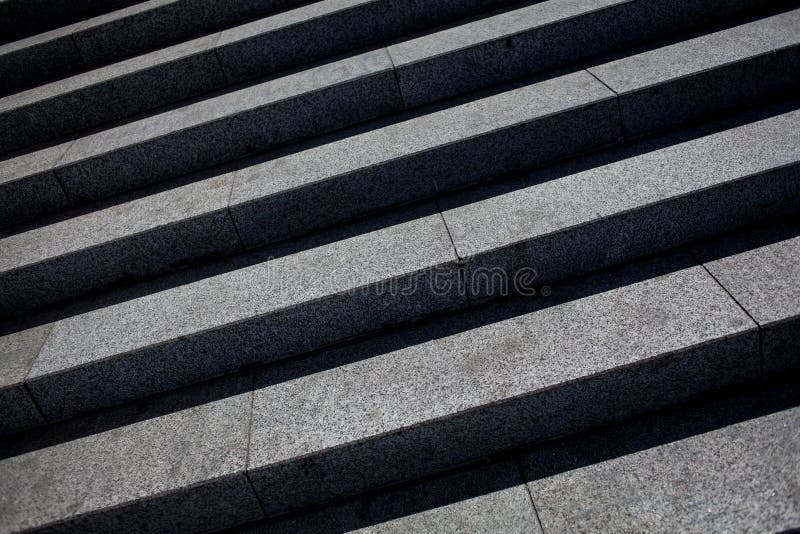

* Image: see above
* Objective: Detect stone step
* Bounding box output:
[0,0,307,94]
[1,107,798,432]
[0,0,520,152]
[1,101,798,319]
[0,251,765,530]
[692,218,800,378]
[2,8,797,232]
[0,48,402,229]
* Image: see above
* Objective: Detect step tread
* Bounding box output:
[442,109,800,260]
[0,374,262,532]
[524,394,800,532]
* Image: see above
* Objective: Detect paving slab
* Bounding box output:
[389,0,766,107]
[25,205,464,421]
[0,167,242,317]
[217,0,514,83]
[230,69,618,248]
[523,393,800,531]
[0,320,51,435]
[589,9,800,137]
[246,257,757,515]
[0,33,226,153]
[441,108,800,300]
[0,140,72,229]
[50,48,401,202]
[0,374,263,532]
[253,461,541,533]
[694,220,800,377]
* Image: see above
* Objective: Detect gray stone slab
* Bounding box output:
[589,9,800,137]
[217,0,513,83]
[53,49,402,202]
[441,108,800,300]
[0,141,72,229]
[25,204,464,421]
[71,0,305,68]
[230,69,618,248]
[0,320,51,434]
[0,374,263,532]
[523,399,800,531]
[694,222,800,377]
[389,0,764,107]
[246,257,758,515]
[0,33,226,153]
[255,461,541,533]
[0,23,83,95]
[0,167,241,317]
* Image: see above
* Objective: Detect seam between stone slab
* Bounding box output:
[435,205,472,308]
[210,31,233,85]
[690,250,766,381]
[247,327,759,474]
[384,45,409,110]
[244,373,269,518]
[459,162,800,260]
[516,459,547,534]
[49,62,397,175]
[16,321,57,423]
[26,260,466,382]
[587,42,800,95]
[391,1,628,67]
[230,93,618,210]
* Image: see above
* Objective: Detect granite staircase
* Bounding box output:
[1,0,799,531]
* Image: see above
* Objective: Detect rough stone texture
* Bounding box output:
[523,396,800,532]
[254,462,541,533]
[0,34,226,152]
[26,205,463,421]
[0,375,263,532]
[71,0,305,67]
[0,320,51,435]
[0,0,140,45]
[0,23,83,95]
[694,220,800,377]
[441,108,800,300]
[389,0,765,107]
[217,0,512,83]
[0,167,241,316]
[247,257,757,515]
[230,69,618,248]
[589,9,800,137]
[53,49,402,202]
[0,140,72,229]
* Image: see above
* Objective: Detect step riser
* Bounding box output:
[2,10,796,234]
[0,0,777,156]
[251,333,758,515]
[391,0,774,107]
[466,165,800,301]
[0,0,140,44]
[0,0,518,153]
[0,0,307,95]
[16,169,798,426]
